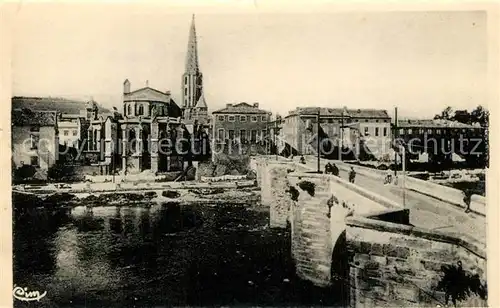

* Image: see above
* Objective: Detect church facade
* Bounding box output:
[84,15,210,175]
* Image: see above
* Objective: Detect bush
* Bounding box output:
[47,163,81,182]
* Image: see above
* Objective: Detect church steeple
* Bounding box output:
[182,14,204,115]
[185,14,199,75]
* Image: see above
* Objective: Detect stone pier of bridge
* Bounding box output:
[250,157,487,308]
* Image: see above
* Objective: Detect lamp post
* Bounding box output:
[399,144,406,208]
[317,108,321,173]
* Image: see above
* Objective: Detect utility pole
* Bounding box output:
[340,108,344,161]
[317,108,321,173]
[275,117,278,161]
[394,107,398,177]
[399,145,406,208]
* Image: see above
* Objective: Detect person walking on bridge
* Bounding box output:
[324,162,332,174]
[349,167,356,183]
[331,163,339,176]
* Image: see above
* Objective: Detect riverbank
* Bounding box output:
[13,185,262,212]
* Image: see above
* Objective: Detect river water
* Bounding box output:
[13,202,346,307]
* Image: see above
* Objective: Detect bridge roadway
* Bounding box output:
[298,156,486,247]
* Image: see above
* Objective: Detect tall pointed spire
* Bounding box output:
[185,14,199,74]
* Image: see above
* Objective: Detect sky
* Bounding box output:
[11,5,488,119]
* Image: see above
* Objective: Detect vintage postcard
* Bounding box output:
[1,2,498,307]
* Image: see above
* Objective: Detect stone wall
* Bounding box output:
[287,171,397,287]
[267,162,294,228]
[346,216,487,308]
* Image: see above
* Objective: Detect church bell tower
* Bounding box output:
[182,14,206,123]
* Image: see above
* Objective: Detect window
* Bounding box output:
[73,130,78,136]
[240,130,246,141]
[383,127,387,136]
[375,127,379,136]
[229,130,235,140]
[64,130,69,136]
[251,116,258,122]
[251,130,257,142]
[328,119,334,123]
[184,88,187,95]
[376,120,379,123]
[185,76,188,84]
[364,127,369,135]
[261,130,266,140]
[138,105,144,115]
[218,128,224,140]
[240,115,247,122]
[428,129,433,134]
[217,115,225,121]
[384,119,388,123]
[399,129,404,135]
[30,156,39,166]
[436,129,441,135]
[30,134,39,150]
[364,119,368,122]
[408,129,412,134]
[127,105,132,115]
[228,115,235,122]
[261,116,267,122]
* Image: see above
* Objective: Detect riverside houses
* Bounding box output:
[212,102,271,144]
[280,107,391,159]
[12,108,58,172]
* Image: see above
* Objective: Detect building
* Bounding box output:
[395,119,486,167]
[117,80,185,174]
[181,15,209,128]
[212,102,271,144]
[280,107,391,159]
[12,108,58,171]
[11,96,110,151]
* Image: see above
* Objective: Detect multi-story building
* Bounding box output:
[117,79,185,174]
[280,107,391,159]
[395,119,486,167]
[212,102,271,144]
[12,108,58,171]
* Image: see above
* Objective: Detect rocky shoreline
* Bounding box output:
[13,185,262,211]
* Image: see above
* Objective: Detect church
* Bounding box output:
[86,15,211,175]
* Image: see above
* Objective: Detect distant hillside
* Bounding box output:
[12,96,111,115]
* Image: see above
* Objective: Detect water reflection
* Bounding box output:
[14,202,345,307]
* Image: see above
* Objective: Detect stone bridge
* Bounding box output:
[251,156,487,308]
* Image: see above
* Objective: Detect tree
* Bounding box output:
[434,106,454,120]
[470,105,489,126]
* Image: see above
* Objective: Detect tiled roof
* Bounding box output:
[287,107,390,119]
[12,96,110,115]
[124,87,172,103]
[212,102,269,114]
[12,108,57,126]
[397,119,481,129]
[347,108,390,119]
[289,107,346,117]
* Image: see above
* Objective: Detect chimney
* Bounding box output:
[226,103,233,108]
[123,79,131,94]
[253,102,259,108]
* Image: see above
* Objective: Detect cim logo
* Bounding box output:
[13,286,47,302]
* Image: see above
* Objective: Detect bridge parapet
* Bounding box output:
[286,171,399,287]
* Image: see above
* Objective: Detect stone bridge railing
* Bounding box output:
[251,156,487,308]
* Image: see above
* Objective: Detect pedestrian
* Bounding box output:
[385,168,393,184]
[324,162,332,174]
[332,163,339,176]
[349,167,356,183]
[300,156,306,164]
